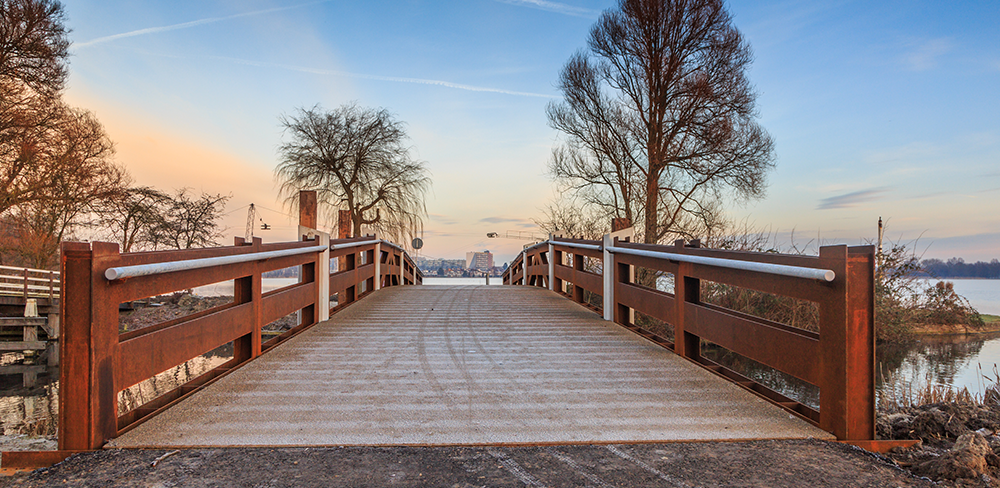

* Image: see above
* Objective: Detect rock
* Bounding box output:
[177,294,200,308]
[916,432,991,481]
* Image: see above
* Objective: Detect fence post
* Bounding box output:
[374,240,382,291]
[318,232,330,321]
[602,234,614,321]
[818,244,874,440]
[59,241,120,450]
[548,241,555,291]
[673,239,701,361]
[22,268,28,299]
[59,242,91,450]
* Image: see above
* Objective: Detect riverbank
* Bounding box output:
[879,400,1000,487]
[906,314,1000,336]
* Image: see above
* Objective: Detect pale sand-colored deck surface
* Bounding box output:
[109,286,832,447]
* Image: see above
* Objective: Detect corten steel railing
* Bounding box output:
[59,233,421,452]
[0,265,60,300]
[502,233,876,442]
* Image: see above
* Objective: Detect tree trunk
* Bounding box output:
[644,173,659,245]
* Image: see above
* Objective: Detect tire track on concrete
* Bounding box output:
[417,287,472,425]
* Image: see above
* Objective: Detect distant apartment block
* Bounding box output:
[466,250,494,271]
[414,257,465,273]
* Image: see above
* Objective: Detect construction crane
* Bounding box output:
[245,204,270,241]
[486,231,546,243]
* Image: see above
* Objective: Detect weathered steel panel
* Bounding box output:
[262,281,315,324]
[116,303,254,390]
[614,282,675,324]
[683,302,821,386]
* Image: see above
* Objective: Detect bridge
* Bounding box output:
[0,191,912,469]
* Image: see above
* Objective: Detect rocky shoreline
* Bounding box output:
[879,401,1000,487]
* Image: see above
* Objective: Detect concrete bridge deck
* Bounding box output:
[109,285,831,448]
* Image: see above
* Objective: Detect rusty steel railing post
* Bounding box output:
[232,237,253,363]
[298,191,329,321]
[59,242,93,450]
[818,244,875,440]
[674,239,701,362]
[59,241,120,450]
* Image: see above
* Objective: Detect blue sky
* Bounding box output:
[60,0,1000,264]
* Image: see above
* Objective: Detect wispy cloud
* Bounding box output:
[429,213,459,225]
[901,37,955,71]
[75,0,331,48]
[817,187,891,210]
[492,0,600,18]
[218,56,556,98]
[479,217,530,224]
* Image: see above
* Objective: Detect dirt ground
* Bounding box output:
[0,440,932,488]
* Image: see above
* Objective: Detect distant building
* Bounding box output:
[414,257,465,274]
[466,250,494,271]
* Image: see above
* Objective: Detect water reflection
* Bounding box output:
[877,333,1000,396]
[0,343,233,443]
[0,350,58,437]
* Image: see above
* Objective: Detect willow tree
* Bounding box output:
[547,0,775,244]
[275,104,430,244]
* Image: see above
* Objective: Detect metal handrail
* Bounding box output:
[550,239,602,252]
[606,245,835,282]
[330,239,380,250]
[105,244,328,281]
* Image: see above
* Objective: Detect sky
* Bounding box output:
[58,0,1000,264]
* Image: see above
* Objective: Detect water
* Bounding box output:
[194,278,299,297]
[422,276,503,286]
[877,278,1000,396]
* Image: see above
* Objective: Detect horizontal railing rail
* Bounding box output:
[504,231,875,442]
[0,265,60,300]
[105,245,329,280]
[60,221,420,451]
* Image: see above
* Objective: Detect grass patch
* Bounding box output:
[982,314,1000,324]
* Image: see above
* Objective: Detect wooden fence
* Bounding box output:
[503,232,875,442]
[0,265,60,300]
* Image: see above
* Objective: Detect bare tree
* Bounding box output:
[533,199,606,241]
[1,0,73,216]
[547,0,775,245]
[97,185,171,252]
[0,0,69,96]
[0,105,123,268]
[275,103,430,245]
[154,189,229,249]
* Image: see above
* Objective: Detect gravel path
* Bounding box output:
[0,440,933,487]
